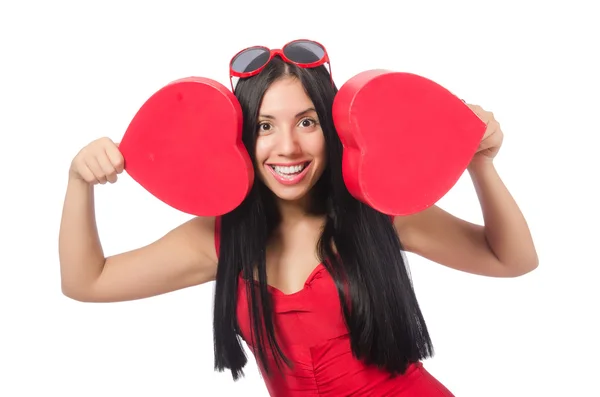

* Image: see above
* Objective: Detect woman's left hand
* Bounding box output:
[466,104,504,167]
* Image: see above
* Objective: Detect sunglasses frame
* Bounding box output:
[228,39,333,91]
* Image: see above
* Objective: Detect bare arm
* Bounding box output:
[468,161,538,272]
[395,162,538,278]
[394,104,538,278]
[59,176,217,302]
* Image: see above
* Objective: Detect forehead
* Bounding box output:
[259,77,315,116]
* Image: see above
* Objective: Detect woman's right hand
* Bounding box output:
[69,137,124,185]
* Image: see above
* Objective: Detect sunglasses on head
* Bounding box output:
[228,39,333,91]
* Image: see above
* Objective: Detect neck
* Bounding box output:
[276,195,313,226]
[273,194,327,244]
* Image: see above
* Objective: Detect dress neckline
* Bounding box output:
[238,262,326,297]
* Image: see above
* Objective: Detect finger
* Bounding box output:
[78,164,99,185]
[467,104,488,123]
[478,129,501,151]
[85,157,107,184]
[97,153,118,183]
[485,120,501,138]
[105,145,125,174]
[478,140,490,152]
[482,122,494,139]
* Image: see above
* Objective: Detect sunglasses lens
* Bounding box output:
[231,47,270,74]
[283,40,326,64]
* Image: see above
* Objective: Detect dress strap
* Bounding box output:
[214,216,221,258]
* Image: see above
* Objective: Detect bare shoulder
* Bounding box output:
[86,216,219,302]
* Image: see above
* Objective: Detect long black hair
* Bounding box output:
[213,57,433,380]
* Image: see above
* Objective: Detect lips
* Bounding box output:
[266,161,312,185]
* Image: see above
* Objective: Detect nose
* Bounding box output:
[276,128,301,157]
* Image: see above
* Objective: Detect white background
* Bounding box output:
[1,0,598,396]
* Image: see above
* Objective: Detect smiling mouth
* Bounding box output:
[268,161,311,180]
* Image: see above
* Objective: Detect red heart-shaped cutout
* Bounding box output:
[119,77,254,216]
[333,70,486,215]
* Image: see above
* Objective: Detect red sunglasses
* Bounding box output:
[228,39,333,91]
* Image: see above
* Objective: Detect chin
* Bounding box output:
[269,186,312,202]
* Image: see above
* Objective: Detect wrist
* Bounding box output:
[467,156,495,175]
[467,158,499,189]
[67,170,91,189]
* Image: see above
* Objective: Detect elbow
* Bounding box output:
[61,284,85,302]
[61,281,96,303]
[503,255,539,278]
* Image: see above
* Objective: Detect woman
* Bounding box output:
[59,40,538,396]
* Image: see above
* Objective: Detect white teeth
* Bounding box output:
[272,163,307,175]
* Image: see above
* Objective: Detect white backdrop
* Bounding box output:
[1,1,598,396]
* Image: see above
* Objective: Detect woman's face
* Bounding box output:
[254,77,327,204]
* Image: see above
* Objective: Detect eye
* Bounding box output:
[299,118,318,128]
[257,122,272,133]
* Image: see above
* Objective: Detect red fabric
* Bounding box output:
[215,218,455,396]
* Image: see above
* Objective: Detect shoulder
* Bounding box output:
[168,216,219,263]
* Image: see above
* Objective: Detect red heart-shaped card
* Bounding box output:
[119,77,254,216]
[332,70,485,216]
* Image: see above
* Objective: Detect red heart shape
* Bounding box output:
[119,77,254,216]
[333,70,486,215]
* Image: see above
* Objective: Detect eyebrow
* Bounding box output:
[259,107,317,120]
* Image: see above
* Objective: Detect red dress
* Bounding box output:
[215,219,455,396]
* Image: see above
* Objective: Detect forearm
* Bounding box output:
[58,176,106,296]
[468,160,538,274]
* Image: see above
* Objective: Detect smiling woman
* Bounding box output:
[59,39,537,397]
[213,54,452,396]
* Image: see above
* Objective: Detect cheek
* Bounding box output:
[307,133,327,161]
[254,137,271,164]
